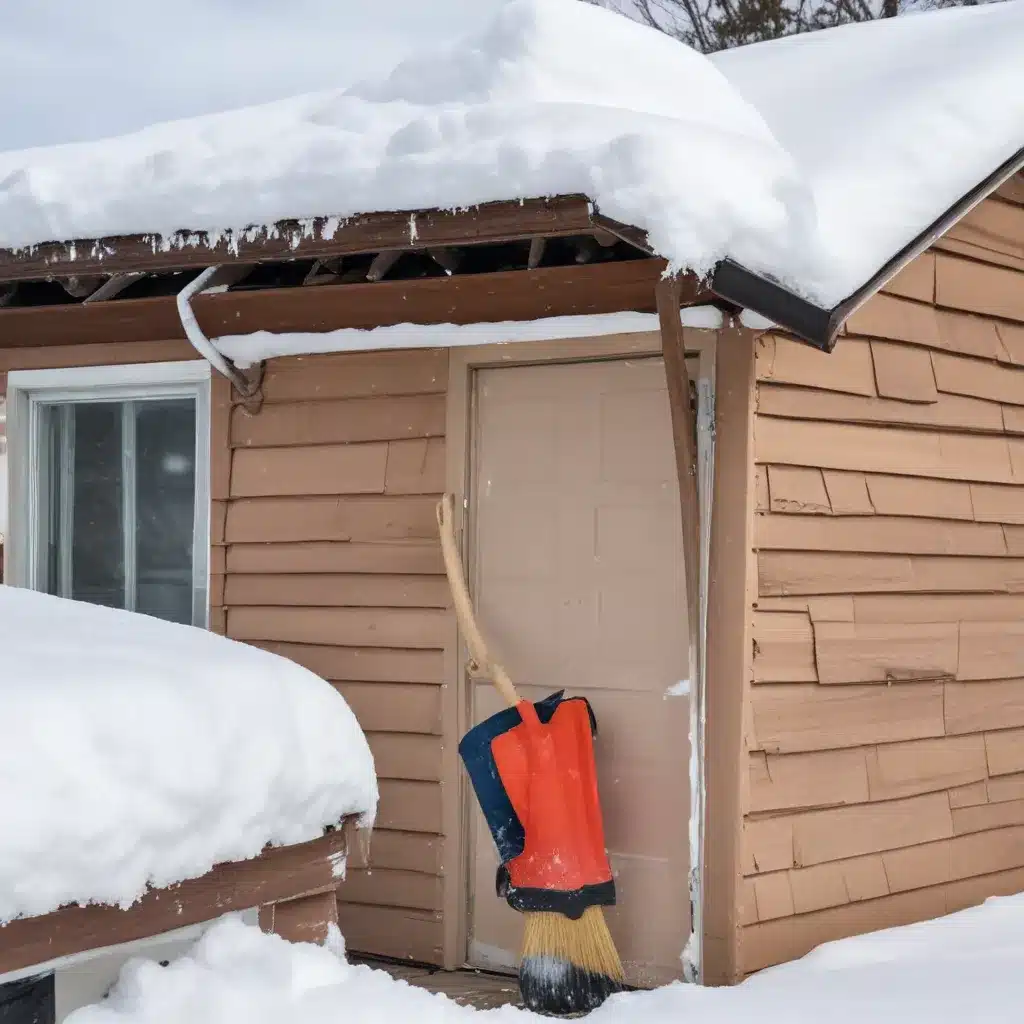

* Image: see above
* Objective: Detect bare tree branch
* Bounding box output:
[583,0,1007,51]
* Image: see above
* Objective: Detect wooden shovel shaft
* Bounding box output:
[436,494,521,709]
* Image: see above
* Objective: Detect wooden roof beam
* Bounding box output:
[82,272,145,303]
[366,250,401,282]
[527,237,546,269]
[0,258,701,353]
[0,196,594,284]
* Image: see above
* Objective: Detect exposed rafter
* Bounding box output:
[366,251,401,283]
[82,272,145,303]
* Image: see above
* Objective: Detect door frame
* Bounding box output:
[441,328,717,976]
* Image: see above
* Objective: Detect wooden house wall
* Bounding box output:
[741,176,1024,974]
[211,349,451,965]
[0,342,451,966]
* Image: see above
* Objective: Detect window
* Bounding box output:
[6,362,211,627]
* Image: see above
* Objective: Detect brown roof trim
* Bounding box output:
[0,258,687,353]
[0,196,595,283]
[712,147,1024,352]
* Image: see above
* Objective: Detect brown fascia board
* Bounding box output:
[712,144,1024,352]
[0,195,596,283]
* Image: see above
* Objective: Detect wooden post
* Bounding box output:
[261,890,339,945]
[655,275,701,630]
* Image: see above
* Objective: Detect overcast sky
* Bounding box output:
[0,0,506,152]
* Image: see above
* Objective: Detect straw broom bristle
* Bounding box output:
[518,906,625,1016]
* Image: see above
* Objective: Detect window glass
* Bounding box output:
[135,399,196,624]
[39,397,197,626]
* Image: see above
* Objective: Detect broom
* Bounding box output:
[436,494,625,1015]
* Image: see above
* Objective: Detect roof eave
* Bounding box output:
[712,144,1024,352]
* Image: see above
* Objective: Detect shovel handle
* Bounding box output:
[436,494,520,709]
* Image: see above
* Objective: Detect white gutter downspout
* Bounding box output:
[176,266,260,397]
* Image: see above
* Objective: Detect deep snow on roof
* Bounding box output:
[0,0,1021,307]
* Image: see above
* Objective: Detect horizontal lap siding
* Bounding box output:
[215,349,450,966]
[743,182,1024,975]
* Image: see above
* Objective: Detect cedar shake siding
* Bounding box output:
[741,176,1024,974]
[211,349,450,965]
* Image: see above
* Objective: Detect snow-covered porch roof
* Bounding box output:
[0,0,1021,352]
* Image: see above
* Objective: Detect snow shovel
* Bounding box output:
[436,494,624,1015]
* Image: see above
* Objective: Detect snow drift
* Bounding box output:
[0,586,377,924]
[64,891,1024,1024]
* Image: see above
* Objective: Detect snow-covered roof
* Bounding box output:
[0,0,1021,310]
[0,586,377,924]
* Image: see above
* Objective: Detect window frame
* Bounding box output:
[5,361,212,628]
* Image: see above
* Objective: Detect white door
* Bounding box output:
[467,356,692,988]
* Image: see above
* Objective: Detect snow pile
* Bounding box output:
[0,0,811,291]
[0,0,1021,306]
[65,892,1024,1024]
[0,586,377,924]
[712,1,1024,305]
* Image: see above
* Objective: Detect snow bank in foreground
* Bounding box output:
[0,587,377,924]
[65,893,1024,1024]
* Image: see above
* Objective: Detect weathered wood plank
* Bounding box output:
[870,341,938,403]
[224,573,450,609]
[932,350,1024,407]
[366,733,443,782]
[335,904,443,964]
[865,735,988,802]
[748,749,869,814]
[756,382,1006,434]
[0,831,348,977]
[844,294,941,346]
[757,335,877,397]
[345,829,443,874]
[813,621,959,685]
[231,443,389,497]
[751,682,945,754]
[254,642,444,684]
[756,514,1008,556]
[0,197,595,280]
[334,683,443,735]
[759,551,1024,596]
[756,416,1019,484]
[229,606,447,649]
[231,394,446,447]
[752,612,817,683]
[227,541,443,576]
[259,349,448,403]
[338,868,444,912]
[958,621,1024,681]
[935,254,1024,323]
[944,680,1024,735]
[376,780,444,833]
[225,496,439,544]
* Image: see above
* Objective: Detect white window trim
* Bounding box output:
[5,361,212,628]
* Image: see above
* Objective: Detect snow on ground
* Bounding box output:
[65,893,1024,1024]
[0,586,377,924]
[0,1,1021,308]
